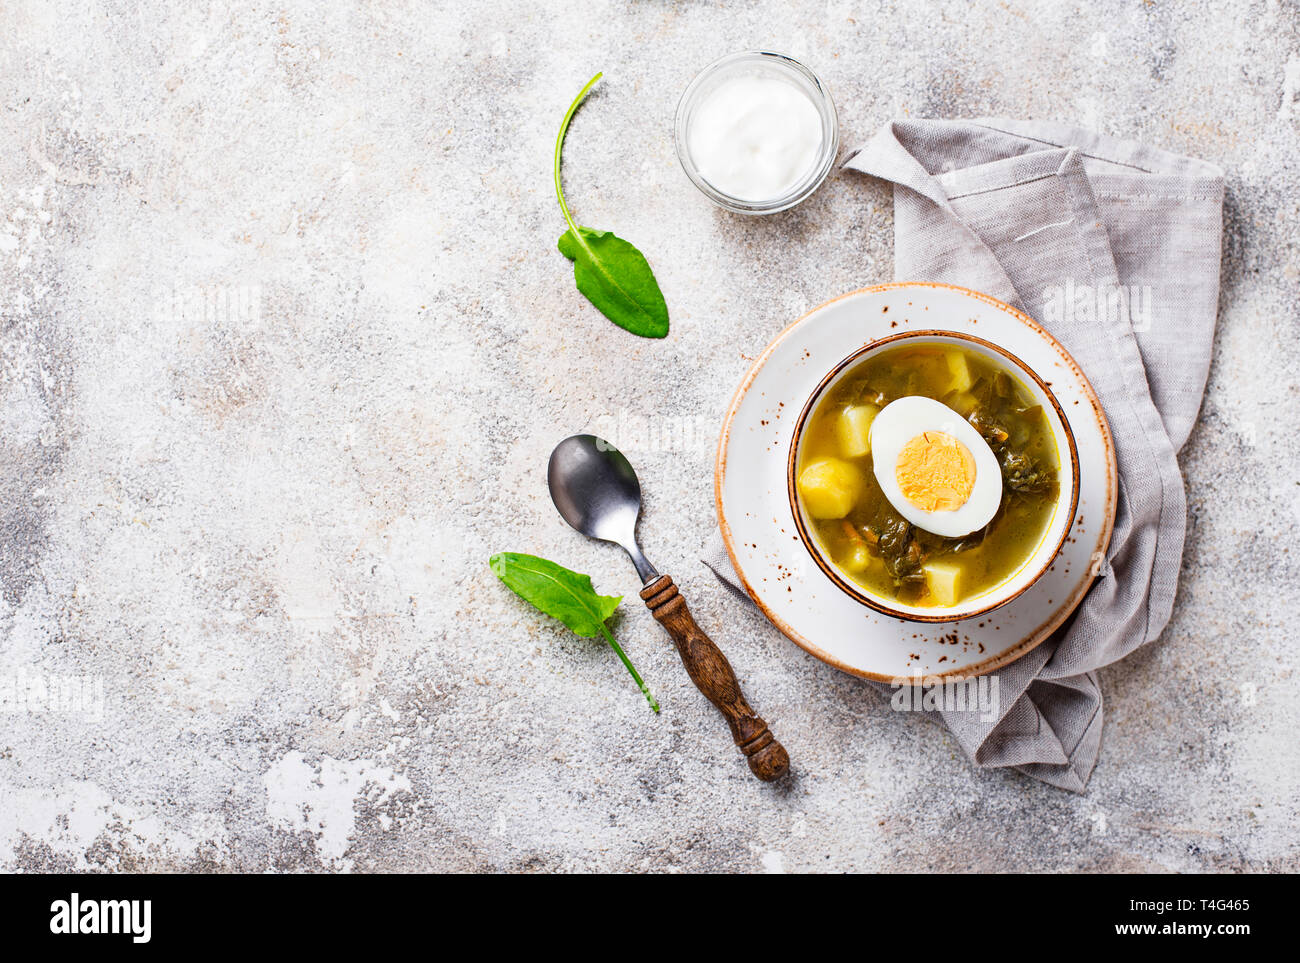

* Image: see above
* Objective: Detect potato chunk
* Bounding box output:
[834,404,880,458]
[797,458,863,519]
[839,542,872,572]
[841,545,889,579]
[946,390,979,417]
[836,521,877,573]
[943,349,974,394]
[922,560,964,606]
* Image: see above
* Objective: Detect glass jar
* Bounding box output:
[674,51,840,215]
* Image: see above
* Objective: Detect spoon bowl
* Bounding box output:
[548,434,658,583]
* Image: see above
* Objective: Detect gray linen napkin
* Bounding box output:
[705,119,1224,791]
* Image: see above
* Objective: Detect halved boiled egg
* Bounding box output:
[869,396,1002,538]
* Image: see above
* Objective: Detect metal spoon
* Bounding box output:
[548,434,790,782]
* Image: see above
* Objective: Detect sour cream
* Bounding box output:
[686,72,824,202]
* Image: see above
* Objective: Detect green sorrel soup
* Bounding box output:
[795,343,1062,607]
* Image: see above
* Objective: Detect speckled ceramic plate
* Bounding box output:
[715,283,1117,681]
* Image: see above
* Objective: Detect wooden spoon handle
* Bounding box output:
[640,575,790,781]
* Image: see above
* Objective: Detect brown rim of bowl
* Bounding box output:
[786,329,1082,623]
[714,281,1118,682]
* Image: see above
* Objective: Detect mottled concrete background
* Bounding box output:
[0,0,1296,873]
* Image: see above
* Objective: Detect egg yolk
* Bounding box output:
[895,431,977,512]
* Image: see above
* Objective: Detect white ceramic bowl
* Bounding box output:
[716,283,1115,680]
[787,329,1080,623]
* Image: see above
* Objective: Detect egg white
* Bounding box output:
[869,396,1003,538]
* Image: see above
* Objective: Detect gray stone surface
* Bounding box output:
[1,0,1296,873]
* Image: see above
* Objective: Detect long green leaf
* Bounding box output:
[557,227,669,338]
[490,552,659,712]
[553,74,670,339]
[490,551,620,637]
